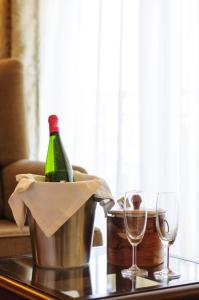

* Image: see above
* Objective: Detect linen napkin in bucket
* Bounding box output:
[8,171,114,238]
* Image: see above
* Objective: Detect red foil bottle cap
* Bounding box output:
[48,115,59,133]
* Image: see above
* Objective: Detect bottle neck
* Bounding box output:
[50,131,59,136]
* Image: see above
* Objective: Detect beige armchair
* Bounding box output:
[0,58,102,257]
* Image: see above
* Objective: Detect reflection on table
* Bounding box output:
[0,247,199,299]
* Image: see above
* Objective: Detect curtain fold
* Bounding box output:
[0,0,11,57]
[0,0,40,159]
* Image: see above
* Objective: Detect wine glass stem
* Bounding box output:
[132,245,137,267]
[165,245,170,271]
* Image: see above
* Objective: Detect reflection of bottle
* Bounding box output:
[45,115,73,182]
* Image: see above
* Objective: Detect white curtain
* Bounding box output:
[39,0,199,260]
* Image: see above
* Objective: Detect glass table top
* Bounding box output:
[0,247,199,299]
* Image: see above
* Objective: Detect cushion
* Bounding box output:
[0,219,29,238]
[0,58,28,167]
[0,237,31,257]
[0,219,31,257]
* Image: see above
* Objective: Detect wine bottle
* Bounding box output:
[45,115,73,182]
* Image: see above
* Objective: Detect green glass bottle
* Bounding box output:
[45,115,73,182]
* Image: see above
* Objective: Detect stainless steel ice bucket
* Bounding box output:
[28,196,96,269]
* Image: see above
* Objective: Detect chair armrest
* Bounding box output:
[92,227,103,246]
[1,159,44,221]
[1,159,87,205]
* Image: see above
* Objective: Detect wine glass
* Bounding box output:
[121,190,148,279]
[154,192,180,280]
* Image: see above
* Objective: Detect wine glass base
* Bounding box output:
[121,265,148,279]
[154,269,180,281]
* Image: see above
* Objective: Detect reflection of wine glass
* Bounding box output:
[121,190,148,279]
[154,192,180,280]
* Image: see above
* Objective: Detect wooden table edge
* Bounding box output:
[0,274,56,300]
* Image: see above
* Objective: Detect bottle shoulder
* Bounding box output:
[45,133,73,182]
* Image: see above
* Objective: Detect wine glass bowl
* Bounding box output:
[121,191,148,279]
[154,192,180,280]
[124,210,147,246]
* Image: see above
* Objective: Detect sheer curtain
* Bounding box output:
[39,0,199,260]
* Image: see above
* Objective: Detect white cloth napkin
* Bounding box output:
[8,171,114,237]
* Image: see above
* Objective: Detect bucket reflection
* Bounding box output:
[32,264,92,297]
